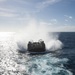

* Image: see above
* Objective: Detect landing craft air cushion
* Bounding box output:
[18,39,51,54]
[27,40,51,54]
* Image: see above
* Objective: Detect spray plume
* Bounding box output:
[16,19,62,51]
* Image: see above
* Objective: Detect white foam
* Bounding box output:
[22,54,73,75]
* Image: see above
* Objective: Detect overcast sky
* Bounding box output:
[0,0,75,32]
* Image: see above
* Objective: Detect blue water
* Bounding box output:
[0,32,75,75]
[58,32,75,74]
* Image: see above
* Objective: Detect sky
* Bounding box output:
[0,0,75,32]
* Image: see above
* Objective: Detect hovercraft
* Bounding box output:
[27,40,50,54]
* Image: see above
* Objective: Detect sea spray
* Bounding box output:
[16,19,63,51]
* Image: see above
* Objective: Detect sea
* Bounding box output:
[0,32,75,75]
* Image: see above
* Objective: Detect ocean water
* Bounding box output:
[58,32,75,74]
[0,32,75,75]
